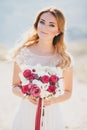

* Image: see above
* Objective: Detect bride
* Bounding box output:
[11,6,73,130]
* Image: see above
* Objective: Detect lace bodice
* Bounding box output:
[15,47,61,68]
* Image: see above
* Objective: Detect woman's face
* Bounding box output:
[37,12,59,41]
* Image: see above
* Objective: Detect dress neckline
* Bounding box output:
[25,47,58,58]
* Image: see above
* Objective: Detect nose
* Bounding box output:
[41,24,49,33]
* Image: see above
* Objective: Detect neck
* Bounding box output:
[36,39,55,54]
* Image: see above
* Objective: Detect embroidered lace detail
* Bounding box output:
[15,47,61,67]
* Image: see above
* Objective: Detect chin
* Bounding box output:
[39,34,52,40]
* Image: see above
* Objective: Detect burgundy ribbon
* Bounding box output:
[35,98,42,130]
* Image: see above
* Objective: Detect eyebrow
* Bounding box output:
[40,18,56,25]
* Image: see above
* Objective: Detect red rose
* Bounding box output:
[28,73,35,80]
[23,69,31,78]
[41,75,49,83]
[28,83,33,90]
[50,75,59,83]
[47,85,56,93]
[30,85,41,97]
[21,85,30,94]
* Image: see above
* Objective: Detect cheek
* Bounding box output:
[37,26,42,36]
[37,23,43,31]
[49,29,58,36]
[37,25,41,34]
[37,24,40,29]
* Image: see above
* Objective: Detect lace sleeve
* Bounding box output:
[14,47,26,66]
[64,53,74,71]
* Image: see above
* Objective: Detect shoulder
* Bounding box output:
[18,46,28,54]
[57,51,74,70]
[63,51,74,70]
[16,46,31,57]
[13,47,28,65]
[66,51,74,67]
[17,44,35,55]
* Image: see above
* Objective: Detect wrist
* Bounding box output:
[12,85,24,98]
[50,97,56,105]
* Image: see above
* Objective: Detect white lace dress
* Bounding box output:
[11,47,64,130]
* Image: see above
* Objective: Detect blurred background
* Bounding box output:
[0,0,87,130]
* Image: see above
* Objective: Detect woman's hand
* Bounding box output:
[27,95,39,105]
[43,97,54,106]
[27,96,53,106]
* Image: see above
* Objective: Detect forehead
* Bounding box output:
[40,12,57,23]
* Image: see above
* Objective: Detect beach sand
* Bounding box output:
[0,61,87,130]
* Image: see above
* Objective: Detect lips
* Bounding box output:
[41,31,48,34]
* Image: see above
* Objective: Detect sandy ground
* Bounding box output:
[0,61,87,130]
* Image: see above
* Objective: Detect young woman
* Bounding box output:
[11,7,73,130]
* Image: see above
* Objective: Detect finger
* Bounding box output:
[44,98,52,106]
[28,96,38,105]
[44,100,51,106]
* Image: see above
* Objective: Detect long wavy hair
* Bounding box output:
[13,7,71,69]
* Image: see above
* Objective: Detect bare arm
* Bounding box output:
[12,62,24,98]
[44,66,73,105]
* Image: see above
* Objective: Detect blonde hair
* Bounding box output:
[13,7,72,69]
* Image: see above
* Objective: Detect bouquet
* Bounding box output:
[19,64,64,130]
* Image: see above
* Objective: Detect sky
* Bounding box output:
[0,0,87,48]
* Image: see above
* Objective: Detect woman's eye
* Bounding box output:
[49,24,55,27]
[39,21,45,24]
